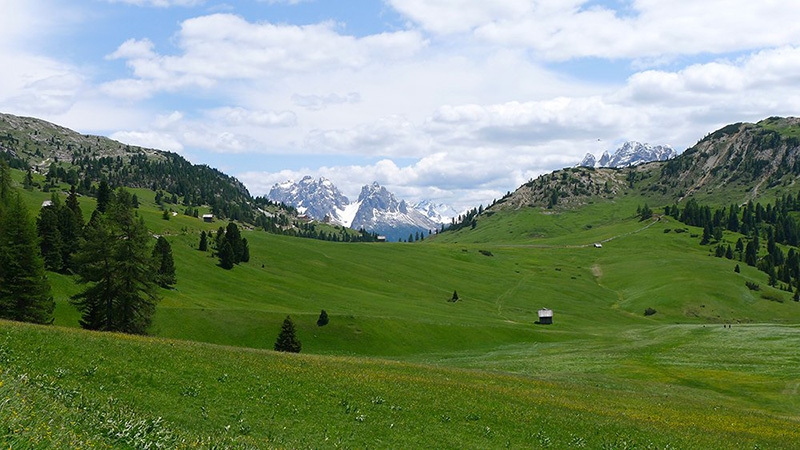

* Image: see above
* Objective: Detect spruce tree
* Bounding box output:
[60,185,83,271]
[199,230,208,251]
[225,222,243,263]
[96,180,112,213]
[71,188,159,334]
[240,237,250,263]
[274,315,301,352]
[152,236,176,288]
[0,192,55,324]
[36,198,64,271]
[219,241,235,270]
[317,309,329,326]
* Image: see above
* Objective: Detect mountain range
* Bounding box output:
[579,141,677,168]
[268,177,452,241]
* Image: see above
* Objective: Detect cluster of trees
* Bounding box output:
[0,159,178,332]
[69,188,175,333]
[442,206,483,233]
[288,222,380,242]
[669,195,800,293]
[213,223,250,270]
[0,162,54,324]
[36,186,83,272]
[406,230,429,243]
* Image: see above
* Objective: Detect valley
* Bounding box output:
[2,115,800,448]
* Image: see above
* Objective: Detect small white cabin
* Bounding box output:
[593,243,603,248]
[202,214,214,222]
[538,308,553,325]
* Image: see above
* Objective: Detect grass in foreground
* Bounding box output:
[2,320,800,449]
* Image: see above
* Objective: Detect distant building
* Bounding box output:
[538,308,553,325]
[41,200,53,208]
[202,214,214,222]
[593,243,603,248]
[377,235,387,242]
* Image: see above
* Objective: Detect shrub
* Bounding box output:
[479,250,493,257]
[745,281,760,291]
[644,307,657,316]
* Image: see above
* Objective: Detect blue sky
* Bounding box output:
[2,0,800,210]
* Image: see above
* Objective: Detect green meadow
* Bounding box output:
[3,180,800,447]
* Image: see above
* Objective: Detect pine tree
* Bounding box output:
[317,309,329,326]
[451,290,459,302]
[240,238,250,263]
[225,222,243,263]
[36,197,64,271]
[96,180,112,213]
[0,192,55,324]
[60,186,83,271]
[639,204,653,221]
[219,241,235,270]
[152,236,176,288]
[198,230,208,251]
[745,240,759,266]
[71,189,159,334]
[274,315,301,352]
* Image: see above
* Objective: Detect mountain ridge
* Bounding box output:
[268,177,446,241]
[579,141,677,168]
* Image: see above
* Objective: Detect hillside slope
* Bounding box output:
[0,112,256,220]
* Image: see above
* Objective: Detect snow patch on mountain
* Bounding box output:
[580,141,677,168]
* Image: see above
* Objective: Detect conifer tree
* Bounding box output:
[240,237,250,263]
[317,309,329,326]
[199,230,208,251]
[62,185,84,264]
[0,190,55,324]
[152,236,176,288]
[71,188,159,334]
[274,315,301,352]
[37,196,64,271]
[219,241,235,270]
[96,180,112,213]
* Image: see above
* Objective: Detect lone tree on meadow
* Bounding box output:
[450,290,459,302]
[274,315,301,353]
[317,309,329,327]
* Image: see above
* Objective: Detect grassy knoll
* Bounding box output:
[2,320,800,449]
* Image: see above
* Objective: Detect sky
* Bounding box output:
[2,1,800,211]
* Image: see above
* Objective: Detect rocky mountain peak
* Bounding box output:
[580,141,676,168]
[268,176,349,221]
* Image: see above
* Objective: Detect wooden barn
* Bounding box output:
[538,308,553,325]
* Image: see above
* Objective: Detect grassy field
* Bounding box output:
[2,320,800,448]
[5,175,800,447]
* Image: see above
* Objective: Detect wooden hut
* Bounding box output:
[538,308,553,325]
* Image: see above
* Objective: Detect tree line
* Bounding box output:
[0,160,175,333]
[667,194,800,294]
